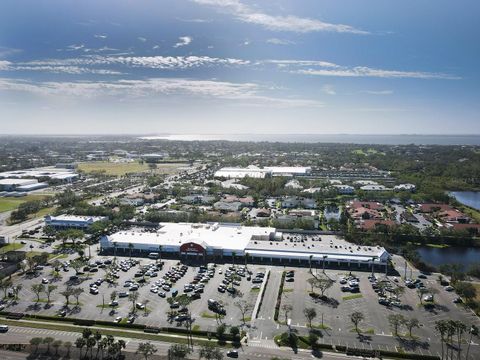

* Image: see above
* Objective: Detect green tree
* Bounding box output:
[43,337,54,354]
[31,284,45,303]
[169,344,192,360]
[303,307,317,329]
[136,342,158,360]
[230,326,240,342]
[30,337,43,353]
[388,314,405,336]
[405,318,420,338]
[45,284,57,305]
[455,281,477,303]
[199,343,223,360]
[216,323,226,341]
[63,341,72,357]
[75,337,87,358]
[60,286,75,306]
[350,311,364,333]
[52,339,62,355]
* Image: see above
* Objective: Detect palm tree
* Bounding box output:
[113,242,118,258]
[129,292,139,313]
[309,255,313,274]
[466,325,478,360]
[52,340,62,355]
[63,341,72,358]
[454,320,467,359]
[435,320,447,359]
[232,251,236,269]
[244,252,249,270]
[43,337,54,354]
[75,337,86,358]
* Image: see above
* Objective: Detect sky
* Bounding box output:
[0,0,479,135]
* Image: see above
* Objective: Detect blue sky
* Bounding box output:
[0,0,479,134]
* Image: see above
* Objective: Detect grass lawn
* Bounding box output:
[349,327,375,334]
[342,294,363,301]
[0,242,24,253]
[78,161,188,177]
[201,311,224,319]
[0,194,50,213]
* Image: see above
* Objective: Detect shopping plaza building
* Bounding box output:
[100,222,390,268]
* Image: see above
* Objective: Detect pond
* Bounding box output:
[417,246,480,270]
[449,191,480,211]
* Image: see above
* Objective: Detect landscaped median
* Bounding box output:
[274,334,441,360]
[0,312,237,346]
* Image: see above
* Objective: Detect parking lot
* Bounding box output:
[272,266,480,356]
[3,249,480,358]
[3,255,264,332]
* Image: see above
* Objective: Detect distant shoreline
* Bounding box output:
[138,133,480,145]
[0,133,479,145]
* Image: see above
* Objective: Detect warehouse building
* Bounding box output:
[0,167,79,183]
[100,222,390,268]
[0,178,46,192]
[214,166,311,179]
[45,215,108,229]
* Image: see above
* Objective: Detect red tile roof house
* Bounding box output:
[437,209,471,224]
[349,201,385,211]
[418,203,453,213]
[356,219,397,231]
[346,201,384,220]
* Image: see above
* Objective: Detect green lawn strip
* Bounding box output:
[342,294,363,301]
[311,323,331,330]
[201,311,224,319]
[0,318,220,346]
[250,288,260,293]
[0,243,24,253]
[283,288,294,293]
[349,327,375,335]
[273,334,310,349]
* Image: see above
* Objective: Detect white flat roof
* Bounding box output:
[264,166,311,174]
[0,167,78,180]
[105,223,276,252]
[46,215,107,222]
[0,178,38,185]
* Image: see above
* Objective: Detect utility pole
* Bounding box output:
[404,261,407,279]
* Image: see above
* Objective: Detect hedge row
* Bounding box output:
[273,271,286,321]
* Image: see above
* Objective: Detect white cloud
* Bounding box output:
[296,67,459,79]
[137,37,147,42]
[0,60,12,70]
[174,36,193,48]
[264,59,340,68]
[192,0,368,34]
[94,34,108,39]
[19,55,249,70]
[264,59,459,80]
[322,84,336,95]
[0,77,322,108]
[66,44,85,51]
[266,38,294,45]
[363,90,394,95]
[0,47,22,59]
[13,65,121,75]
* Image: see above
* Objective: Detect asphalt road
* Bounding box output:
[0,325,366,360]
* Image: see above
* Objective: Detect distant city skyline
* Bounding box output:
[1,0,479,134]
